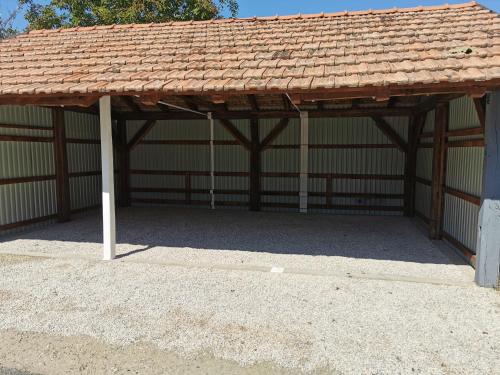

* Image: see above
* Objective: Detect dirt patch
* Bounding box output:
[0,254,45,267]
[0,330,324,375]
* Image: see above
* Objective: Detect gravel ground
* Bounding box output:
[0,208,498,374]
[0,207,473,283]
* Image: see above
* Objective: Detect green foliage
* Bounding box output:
[0,5,21,39]
[21,0,239,30]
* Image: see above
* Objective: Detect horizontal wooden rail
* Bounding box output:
[0,175,55,185]
[0,134,53,143]
[415,176,431,186]
[446,127,484,137]
[442,231,477,267]
[66,138,100,144]
[268,144,398,150]
[140,140,239,146]
[0,204,100,232]
[0,123,52,131]
[446,139,484,148]
[130,169,404,181]
[444,186,480,206]
[414,209,476,267]
[414,209,430,224]
[68,171,102,178]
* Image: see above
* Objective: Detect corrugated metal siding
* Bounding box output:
[0,106,56,229]
[308,117,406,215]
[415,96,484,254]
[65,111,102,210]
[449,96,481,130]
[442,96,484,253]
[0,106,101,232]
[414,111,434,218]
[130,116,407,215]
[130,119,213,206]
[261,118,299,210]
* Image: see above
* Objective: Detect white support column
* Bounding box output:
[99,96,116,260]
[208,112,215,209]
[475,91,500,288]
[299,111,309,213]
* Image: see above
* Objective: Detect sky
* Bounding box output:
[1,0,499,30]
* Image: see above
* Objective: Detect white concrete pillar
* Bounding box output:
[299,111,309,213]
[208,112,215,210]
[475,91,500,288]
[99,96,116,260]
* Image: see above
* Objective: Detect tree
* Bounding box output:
[21,0,239,30]
[0,5,22,39]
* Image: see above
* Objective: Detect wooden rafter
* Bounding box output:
[473,96,486,128]
[371,116,408,153]
[218,118,251,150]
[121,96,142,112]
[127,120,157,150]
[260,118,290,150]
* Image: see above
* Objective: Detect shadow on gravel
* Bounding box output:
[3,207,465,265]
[0,368,39,375]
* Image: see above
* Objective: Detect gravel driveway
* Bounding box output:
[0,208,498,374]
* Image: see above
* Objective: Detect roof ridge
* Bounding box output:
[27,1,482,35]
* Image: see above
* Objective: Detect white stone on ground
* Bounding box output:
[0,208,498,374]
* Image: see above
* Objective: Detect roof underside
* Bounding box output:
[0,1,499,103]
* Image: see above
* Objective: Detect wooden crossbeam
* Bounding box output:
[260,118,290,150]
[0,96,99,107]
[218,118,251,150]
[127,120,157,150]
[473,97,486,128]
[121,107,412,120]
[371,116,408,153]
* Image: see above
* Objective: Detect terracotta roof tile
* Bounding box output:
[0,2,499,97]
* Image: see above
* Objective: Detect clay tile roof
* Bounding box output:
[0,1,499,97]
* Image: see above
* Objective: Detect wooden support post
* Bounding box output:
[249,118,261,211]
[299,112,309,213]
[475,91,500,288]
[325,175,333,209]
[429,102,449,239]
[185,174,192,205]
[99,96,116,260]
[404,114,425,217]
[208,112,215,209]
[117,119,130,207]
[52,107,71,222]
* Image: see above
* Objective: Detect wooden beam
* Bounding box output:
[127,119,157,151]
[249,118,261,211]
[121,107,413,120]
[52,107,71,222]
[117,119,130,207]
[260,118,290,150]
[371,116,408,153]
[473,96,486,128]
[429,101,449,239]
[121,96,142,112]
[218,118,251,150]
[247,95,259,111]
[0,95,99,107]
[404,114,424,217]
